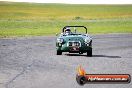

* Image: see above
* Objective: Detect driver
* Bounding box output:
[65,27,72,35]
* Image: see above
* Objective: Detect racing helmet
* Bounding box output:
[65,27,71,34]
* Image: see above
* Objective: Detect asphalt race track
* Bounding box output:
[0,34,132,88]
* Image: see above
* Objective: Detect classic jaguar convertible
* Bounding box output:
[56,26,92,56]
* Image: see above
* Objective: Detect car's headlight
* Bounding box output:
[84,38,90,43]
[57,38,64,43]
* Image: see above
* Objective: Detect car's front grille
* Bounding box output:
[68,41,81,47]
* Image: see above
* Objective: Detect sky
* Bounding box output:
[0,0,132,4]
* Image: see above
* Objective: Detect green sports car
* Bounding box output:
[56,26,92,56]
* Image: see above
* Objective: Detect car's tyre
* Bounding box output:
[87,49,92,57]
[57,51,62,55]
[87,41,92,57]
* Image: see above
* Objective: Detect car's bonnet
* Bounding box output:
[62,35,85,42]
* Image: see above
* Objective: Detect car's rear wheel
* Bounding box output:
[57,51,62,55]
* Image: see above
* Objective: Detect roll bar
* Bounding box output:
[62,26,87,34]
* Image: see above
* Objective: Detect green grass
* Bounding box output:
[0,2,132,37]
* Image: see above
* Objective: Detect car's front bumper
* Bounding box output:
[56,45,92,53]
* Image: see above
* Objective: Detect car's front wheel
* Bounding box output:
[57,51,62,55]
[87,41,92,57]
[87,49,92,57]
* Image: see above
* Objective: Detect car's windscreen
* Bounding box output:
[64,27,86,34]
